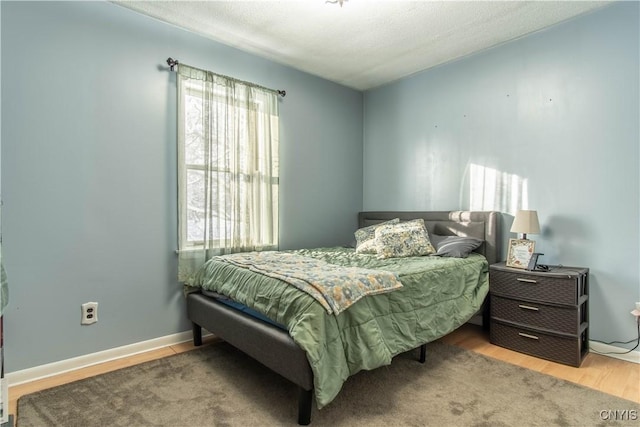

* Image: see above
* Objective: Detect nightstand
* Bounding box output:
[489,262,589,367]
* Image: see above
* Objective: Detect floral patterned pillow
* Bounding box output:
[354,218,400,254]
[374,219,436,259]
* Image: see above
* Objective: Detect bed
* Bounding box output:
[186,210,501,424]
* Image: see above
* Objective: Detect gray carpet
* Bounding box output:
[17,341,639,426]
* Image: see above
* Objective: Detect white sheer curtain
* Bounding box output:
[176,64,279,284]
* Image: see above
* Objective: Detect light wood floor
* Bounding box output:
[8,324,639,419]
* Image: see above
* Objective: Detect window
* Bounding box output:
[176,65,279,282]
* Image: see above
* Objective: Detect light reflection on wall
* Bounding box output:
[468,163,529,214]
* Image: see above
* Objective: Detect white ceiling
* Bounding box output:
[113,0,612,91]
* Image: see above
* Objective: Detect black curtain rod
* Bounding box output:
[166,57,286,97]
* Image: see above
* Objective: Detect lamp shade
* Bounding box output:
[511,210,540,235]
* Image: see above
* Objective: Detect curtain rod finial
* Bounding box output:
[278,90,286,97]
[167,57,179,71]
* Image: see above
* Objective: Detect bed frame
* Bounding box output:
[187,211,501,425]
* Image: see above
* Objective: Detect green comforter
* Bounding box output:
[191,247,489,409]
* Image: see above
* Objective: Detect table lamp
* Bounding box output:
[510,210,540,240]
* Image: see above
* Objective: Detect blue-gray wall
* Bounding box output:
[364,2,639,349]
[0,1,363,372]
[1,0,638,374]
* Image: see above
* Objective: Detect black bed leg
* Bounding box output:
[192,322,203,347]
[298,388,313,425]
[482,298,491,332]
[419,344,426,363]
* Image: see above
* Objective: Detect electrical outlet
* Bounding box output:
[81,302,98,325]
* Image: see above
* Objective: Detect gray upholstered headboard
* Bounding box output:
[358,211,502,265]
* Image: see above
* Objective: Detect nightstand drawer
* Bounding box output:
[490,321,588,367]
[491,295,584,335]
[490,269,584,305]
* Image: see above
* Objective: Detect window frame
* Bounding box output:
[178,80,276,251]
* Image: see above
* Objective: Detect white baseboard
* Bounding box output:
[589,341,640,364]
[7,330,211,387]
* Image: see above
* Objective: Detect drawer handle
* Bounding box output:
[518,304,539,311]
[518,332,539,340]
[516,278,537,283]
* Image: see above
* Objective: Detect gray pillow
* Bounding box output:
[431,234,483,258]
